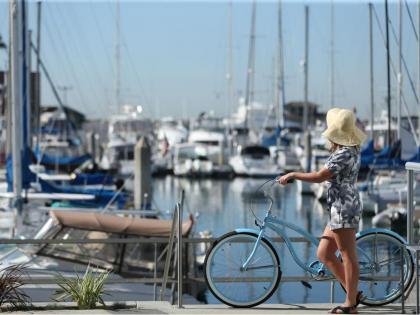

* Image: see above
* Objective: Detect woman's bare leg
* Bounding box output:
[317,226,346,288]
[333,228,359,307]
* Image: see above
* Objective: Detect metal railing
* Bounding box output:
[406,162,420,244]
[0,235,343,298]
[403,162,420,313]
[0,232,404,306]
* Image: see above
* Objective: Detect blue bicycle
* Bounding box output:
[204,179,414,307]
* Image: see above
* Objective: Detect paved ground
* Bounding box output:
[10,301,416,314]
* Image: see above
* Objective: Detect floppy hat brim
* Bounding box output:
[322,125,367,146]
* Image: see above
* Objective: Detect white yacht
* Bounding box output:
[173,143,214,176]
[156,117,188,148]
[100,105,156,184]
[188,129,225,163]
[229,145,283,177]
[107,105,154,144]
[359,172,420,215]
[172,113,231,177]
[270,144,301,172]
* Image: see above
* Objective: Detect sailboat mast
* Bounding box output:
[418,0,420,138]
[9,0,23,211]
[417,1,420,136]
[279,3,286,127]
[369,3,374,140]
[274,52,280,127]
[276,0,285,127]
[34,0,41,150]
[385,0,391,147]
[115,0,121,114]
[303,6,309,130]
[330,0,335,108]
[397,0,402,140]
[226,0,234,118]
[244,0,256,129]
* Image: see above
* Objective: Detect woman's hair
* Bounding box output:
[328,141,341,153]
[327,140,360,153]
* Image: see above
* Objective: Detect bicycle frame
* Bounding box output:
[241,195,326,276]
[241,194,384,278]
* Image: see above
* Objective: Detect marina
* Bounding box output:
[0,0,419,313]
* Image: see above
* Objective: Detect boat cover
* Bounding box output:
[7,150,124,208]
[50,210,194,237]
[361,139,374,156]
[34,147,92,167]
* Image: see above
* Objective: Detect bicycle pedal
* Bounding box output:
[300,280,312,289]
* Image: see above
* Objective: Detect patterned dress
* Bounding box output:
[324,146,362,230]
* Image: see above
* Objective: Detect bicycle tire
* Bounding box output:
[339,231,414,306]
[204,231,281,307]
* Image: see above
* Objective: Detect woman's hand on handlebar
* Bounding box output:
[277,172,295,185]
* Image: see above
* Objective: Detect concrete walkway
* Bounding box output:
[11,302,413,314]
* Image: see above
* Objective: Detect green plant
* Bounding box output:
[0,264,31,309]
[53,265,111,309]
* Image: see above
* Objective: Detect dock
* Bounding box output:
[9,302,413,314]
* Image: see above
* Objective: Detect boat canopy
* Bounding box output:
[50,211,194,237]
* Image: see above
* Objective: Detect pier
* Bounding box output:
[8,302,411,314]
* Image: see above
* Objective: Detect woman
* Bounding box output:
[278,108,366,314]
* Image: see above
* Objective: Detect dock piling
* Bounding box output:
[134,137,152,210]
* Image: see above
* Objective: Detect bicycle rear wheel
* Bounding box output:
[204,231,281,307]
[355,231,413,306]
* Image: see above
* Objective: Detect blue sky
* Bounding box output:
[0,0,419,121]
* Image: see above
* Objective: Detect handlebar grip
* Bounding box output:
[275,175,295,184]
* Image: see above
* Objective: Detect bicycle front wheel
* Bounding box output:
[204,231,281,307]
[355,231,413,306]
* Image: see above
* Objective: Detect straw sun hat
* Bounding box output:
[321,108,367,147]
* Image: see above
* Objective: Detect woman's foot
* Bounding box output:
[329,305,358,314]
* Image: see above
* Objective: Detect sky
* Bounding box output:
[0,0,419,122]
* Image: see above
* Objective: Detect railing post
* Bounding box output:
[330,281,335,303]
[153,242,157,301]
[417,250,419,315]
[160,205,178,301]
[177,198,184,308]
[400,246,405,313]
[406,164,415,244]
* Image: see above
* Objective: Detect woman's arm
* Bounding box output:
[278,167,333,185]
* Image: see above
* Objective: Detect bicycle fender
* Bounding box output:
[234,228,277,249]
[356,228,407,244]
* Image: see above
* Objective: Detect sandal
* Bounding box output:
[355,291,364,307]
[329,305,358,314]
